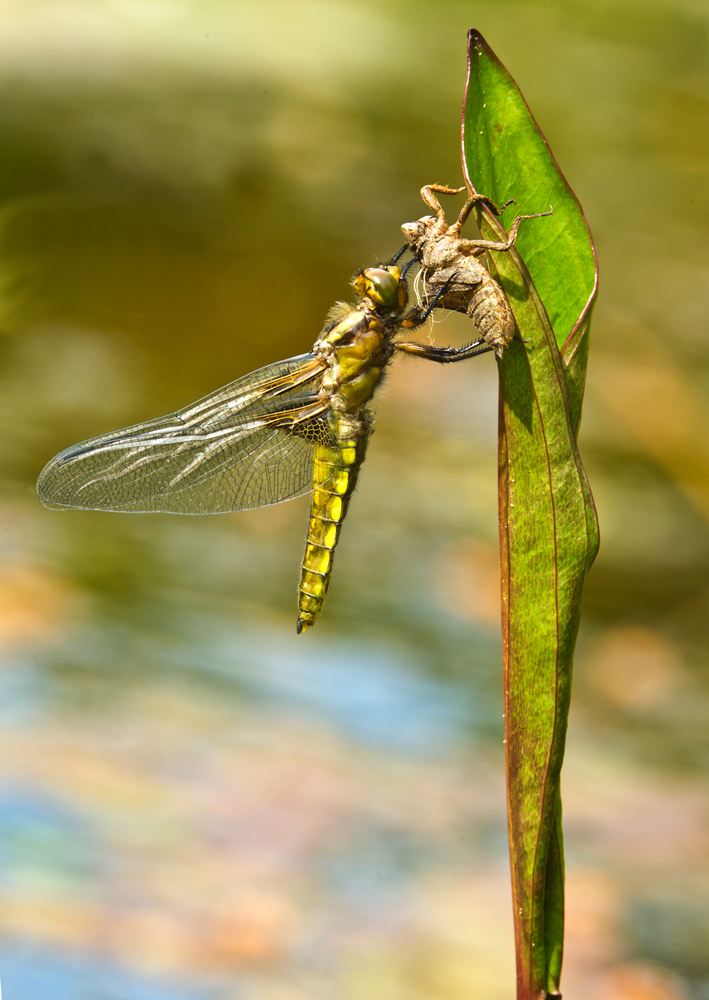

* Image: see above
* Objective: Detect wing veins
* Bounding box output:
[38,353,334,514]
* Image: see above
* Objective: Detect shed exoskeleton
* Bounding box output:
[401,184,552,357]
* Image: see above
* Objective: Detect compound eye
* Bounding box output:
[362,267,400,307]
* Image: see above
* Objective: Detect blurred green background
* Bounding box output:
[0,1,707,998]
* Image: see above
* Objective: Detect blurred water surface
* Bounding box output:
[0,1,708,998]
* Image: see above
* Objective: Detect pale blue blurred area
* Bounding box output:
[0,948,211,1000]
[2,618,496,753]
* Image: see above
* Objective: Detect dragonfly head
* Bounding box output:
[354,266,407,313]
[401,215,438,255]
[401,217,429,250]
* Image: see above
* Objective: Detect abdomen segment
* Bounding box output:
[296,425,368,633]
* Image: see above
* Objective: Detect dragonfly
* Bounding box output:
[37,259,494,633]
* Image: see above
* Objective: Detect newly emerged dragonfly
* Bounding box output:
[37,261,493,633]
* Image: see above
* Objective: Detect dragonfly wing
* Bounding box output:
[37,354,333,514]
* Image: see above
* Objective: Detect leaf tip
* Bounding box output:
[467,27,491,57]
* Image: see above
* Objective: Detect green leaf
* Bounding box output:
[461,28,599,1000]
[462,30,597,360]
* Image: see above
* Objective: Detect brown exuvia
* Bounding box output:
[401,185,552,357]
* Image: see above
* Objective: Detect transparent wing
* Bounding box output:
[37,354,333,514]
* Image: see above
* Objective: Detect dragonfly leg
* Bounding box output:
[395,340,493,363]
[400,272,457,329]
[400,255,419,281]
[449,192,515,234]
[420,184,466,224]
[452,207,554,251]
[385,243,411,266]
[419,183,514,233]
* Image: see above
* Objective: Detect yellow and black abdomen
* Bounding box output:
[296,422,369,633]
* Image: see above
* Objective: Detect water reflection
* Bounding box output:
[0,1,708,998]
